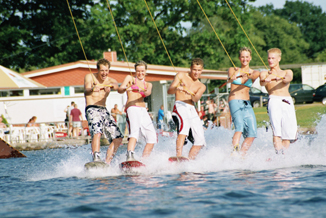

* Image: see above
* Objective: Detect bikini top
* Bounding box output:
[131,77,146,98]
[231,72,253,87]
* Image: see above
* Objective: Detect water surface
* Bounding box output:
[1,117,326,217]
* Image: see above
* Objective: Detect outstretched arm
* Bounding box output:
[250,70,261,82]
[84,73,95,95]
[191,84,206,103]
[142,82,152,97]
[118,75,133,93]
[281,69,293,84]
[167,73,182,94]
[107,78,119,91]
[260,71,271,86]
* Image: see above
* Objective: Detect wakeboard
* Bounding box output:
[168,156,189,163]
[120,160,145,170]
[84,161,109,170]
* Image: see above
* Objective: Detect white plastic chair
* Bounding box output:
[10,126,25,143]
[25,127,39,142]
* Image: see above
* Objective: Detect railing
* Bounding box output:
[0,115,129,144]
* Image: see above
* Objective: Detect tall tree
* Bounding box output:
[0,0,94,71]
[273,0,326,59]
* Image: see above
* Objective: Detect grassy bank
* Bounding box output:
[253,103,326,128]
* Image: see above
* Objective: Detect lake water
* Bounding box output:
[1,116,326,217]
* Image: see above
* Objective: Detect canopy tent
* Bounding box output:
[0,65,45,88]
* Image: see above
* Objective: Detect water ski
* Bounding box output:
[168,156,189,163]
[84,161,109,170]
[120,160,145,170]
[0,137,26,159]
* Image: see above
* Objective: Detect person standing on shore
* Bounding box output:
[260,48,297,154]
[157,105,164,131]
[84,58,123,164]
[111,104,123,122]
[70,104,83,137]
[118,60,157,161]
[167,58,206,160]
[64,101,75,136]
[228,47,260,156]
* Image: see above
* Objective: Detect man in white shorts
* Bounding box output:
[260,48,297,154]
[168,58,206,160]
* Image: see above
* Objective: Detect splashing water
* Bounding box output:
[26,116,326,181]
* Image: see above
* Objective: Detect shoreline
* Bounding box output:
[6,127,317,152]
[9,136,129,151]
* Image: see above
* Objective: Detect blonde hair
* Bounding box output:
[239,47,252,57]
[268,48,282,57]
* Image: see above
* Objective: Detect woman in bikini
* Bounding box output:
[118,60,157,161]
[228,47,260,156]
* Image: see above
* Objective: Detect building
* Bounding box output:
[301,63,326,88]
[0,51,227,124]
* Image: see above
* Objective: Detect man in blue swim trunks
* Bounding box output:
[227,47,260,156]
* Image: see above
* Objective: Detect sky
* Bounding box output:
[249,0,326,12]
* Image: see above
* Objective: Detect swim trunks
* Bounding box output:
[126,106,157,143]
[229,99,257,138]
[172,101,206,146]
[268,95,297,140]
[85,105,123,143]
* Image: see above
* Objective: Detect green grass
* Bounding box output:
[253,103,326,128]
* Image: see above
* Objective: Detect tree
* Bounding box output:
[273,0,326,59]
[0,0,94,71]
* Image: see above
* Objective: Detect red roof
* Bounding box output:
[22,58,227,87]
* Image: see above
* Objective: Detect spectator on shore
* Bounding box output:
[111,104,122,122]
[219,99,229,113]
[198,105,206,120]
[0,116,7,128]
[157,105,164,130]
[202,115,209,129]
[64,101,75,136]
[26,116,37,127]
[70,104,83,137]
[206,96,211,106]
[208,99,217,120]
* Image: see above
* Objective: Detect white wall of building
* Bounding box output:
[0,81,173,125]
[302,65,326,88]
[0,91,127,124]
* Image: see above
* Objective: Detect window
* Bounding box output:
[9,90,23,97]
[30,88,60,95]
[74,87,84,94]
[303,84,314,91]
[0,91,9,97]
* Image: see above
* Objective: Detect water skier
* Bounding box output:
[167,58,206,160]
[84,59,123,164]
[118,61,157,161]
[260,48,297,154]
[227,47,260,156]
